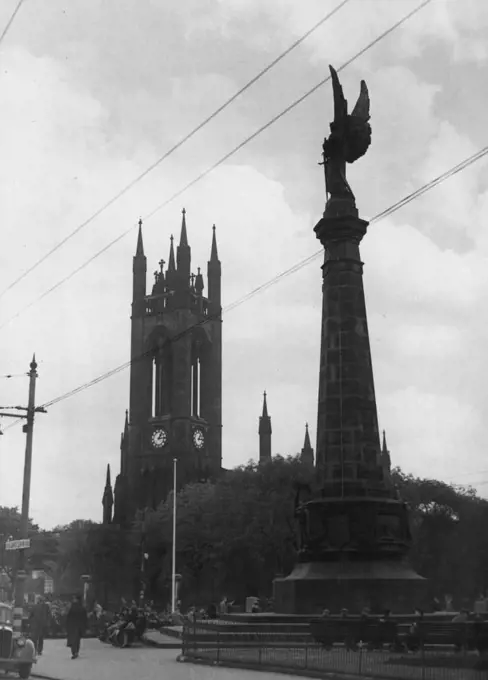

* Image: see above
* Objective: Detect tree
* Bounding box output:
[85,523,138,607]
[139,456,314,606]
[393,469,488,605]
[46,521,98,595]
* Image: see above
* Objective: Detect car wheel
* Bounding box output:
[18,664,32,679]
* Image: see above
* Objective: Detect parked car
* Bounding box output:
[0,602,36,678]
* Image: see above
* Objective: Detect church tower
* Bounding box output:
[111,211,223,523]
[258,391,272,463]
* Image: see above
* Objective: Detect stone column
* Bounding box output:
[314,212,384,495]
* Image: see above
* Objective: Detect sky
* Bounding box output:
[1,0,488,529]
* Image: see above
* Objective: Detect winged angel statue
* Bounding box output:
[322,65,371,213]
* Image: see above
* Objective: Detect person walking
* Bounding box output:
[29,597,50,655]
[66,595,87,660]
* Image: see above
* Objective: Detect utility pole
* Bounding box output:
[4,355,46,634]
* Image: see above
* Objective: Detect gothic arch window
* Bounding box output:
[152,340,173,418]
[191,341,201,418]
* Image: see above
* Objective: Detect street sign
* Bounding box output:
[5,539,30,551]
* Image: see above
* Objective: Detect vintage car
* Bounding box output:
[0,603,36,678]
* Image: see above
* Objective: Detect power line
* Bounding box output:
[0,0,351,301]
[0,0,434,332]
[0,0,25,48]
[223,145,488,307]
[41,308,221,409]
[2,420,21,433]
[34,142,487,413]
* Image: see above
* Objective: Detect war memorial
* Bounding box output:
[273,65,427,616]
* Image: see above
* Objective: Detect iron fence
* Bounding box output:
[181,621,488,680]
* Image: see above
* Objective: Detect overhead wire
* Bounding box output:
[219,145,488,308]
[3,148,488,496]
[33,142,488,412]
[0,0,434,332]
[0,0,351,300]
[0,0,25,49]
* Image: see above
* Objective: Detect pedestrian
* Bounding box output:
[93,601,102,620]
[66,595,87,660]
[29,597,50,655]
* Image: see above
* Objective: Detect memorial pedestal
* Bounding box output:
[274,559,428,615]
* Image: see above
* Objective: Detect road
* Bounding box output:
[31,638,308,680]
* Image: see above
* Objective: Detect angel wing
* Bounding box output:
[350,80,370,121]
[329,64,348,123]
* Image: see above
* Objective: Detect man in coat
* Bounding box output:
[66,595,87,659]
[29,597,50,655]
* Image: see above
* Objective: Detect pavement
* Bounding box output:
[142,628,182,648]
[31,638,312,680]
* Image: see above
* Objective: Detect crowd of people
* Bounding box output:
[21,594,180,656]
[14,589,270,659]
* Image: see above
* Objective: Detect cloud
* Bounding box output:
[379,385,483,476]
[363,220,488,311]
[1,0,488,528]
[390,324,463,359]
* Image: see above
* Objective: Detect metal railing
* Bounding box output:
[181,621,488,679]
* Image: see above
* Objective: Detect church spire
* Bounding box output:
[179,207,188,247]
[165,234,176,291]
[136,218,144,257]
[259,391,272,463]
[102,464,114,524]
[301,423,314,468]
[210,224,219,262]
[208,224,221,311]
[381,429,391,479]
[124,409,129,437]
[132,218,147,316]
[262,390,269,418]
[168,235,176,270]
[176,209,191,285]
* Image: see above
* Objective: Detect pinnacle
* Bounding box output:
[168,234,176,271]
[262,390,269,418]
[210,224,219,262]
[179,208,189,247]
[136,219,145,257]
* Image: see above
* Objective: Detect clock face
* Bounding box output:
[193,428,205,450]
[151,428,167,449]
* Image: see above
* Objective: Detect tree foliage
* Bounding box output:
[6,460,488,611]
[138,456,314,605]
[392,469,488,604]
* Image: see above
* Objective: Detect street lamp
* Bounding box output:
[171,458,177,613]
[139,551,149,607]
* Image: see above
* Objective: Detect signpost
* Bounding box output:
[5,540,30,551]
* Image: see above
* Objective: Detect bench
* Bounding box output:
[310,618,402,651]
[407,621,474,651]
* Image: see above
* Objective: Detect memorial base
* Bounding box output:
[273,560,428,615]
